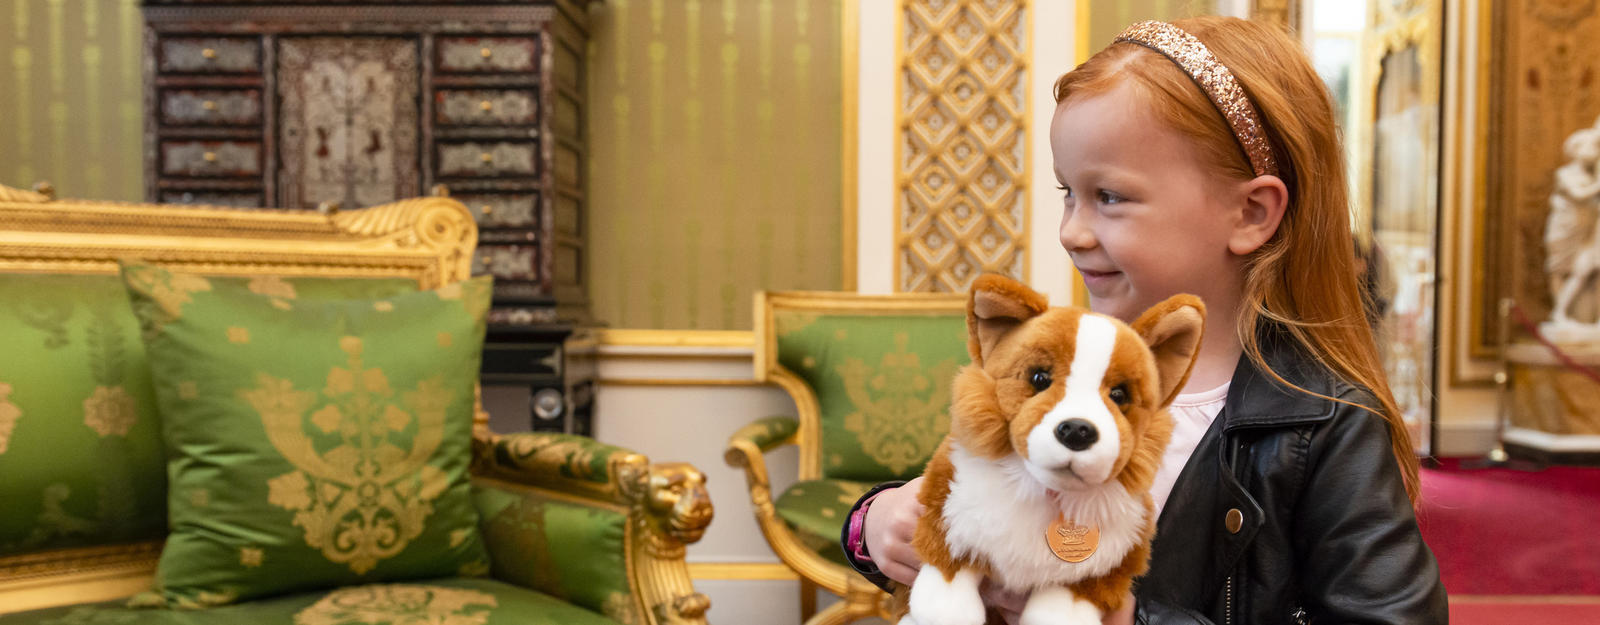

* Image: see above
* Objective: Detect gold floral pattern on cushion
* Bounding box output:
[244,337,456,575]
[0,382,19,454]
[248,276,298,299]
[81,385,136,437]
[292,584,497,625]
[120,268,211,339]
[836,332,956,475]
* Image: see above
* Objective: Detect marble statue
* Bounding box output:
[1544,116,1600,341]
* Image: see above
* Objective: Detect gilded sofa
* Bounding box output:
[0,184,712,624]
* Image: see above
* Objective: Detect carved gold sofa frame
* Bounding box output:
[0,183,711,624]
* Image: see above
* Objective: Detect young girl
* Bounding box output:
[840,16,1448,624]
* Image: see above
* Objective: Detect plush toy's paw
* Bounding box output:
[907,565,986,625]
[1019,586,1102,625]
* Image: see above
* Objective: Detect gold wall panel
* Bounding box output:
[1481,0,1600,357]
[1080,0,1220,59]
[895,0,1028,293]
[587,0,843,330]
[0,0,144,201]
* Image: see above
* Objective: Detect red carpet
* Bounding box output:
[1418,458,1600,595]
[1448,598,1600,625]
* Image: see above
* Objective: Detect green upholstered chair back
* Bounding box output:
[755,291,969,482]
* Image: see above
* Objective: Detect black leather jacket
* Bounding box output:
[843,331,1449,624]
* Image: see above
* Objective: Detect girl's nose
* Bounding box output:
[1058,205,1097,252]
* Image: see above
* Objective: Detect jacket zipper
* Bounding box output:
[1224,575,1235,625]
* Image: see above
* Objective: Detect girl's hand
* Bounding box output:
[1104,592,1135,625]
[861,476,925,585]
[981,583,1135,625]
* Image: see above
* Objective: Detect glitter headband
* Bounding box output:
[1114,21,1279,177]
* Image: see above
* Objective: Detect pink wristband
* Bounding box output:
[847,491,885,563]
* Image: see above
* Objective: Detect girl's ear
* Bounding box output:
[1229,174,1289,256]
[1130,294,1206,408]
[967,274,1049,366]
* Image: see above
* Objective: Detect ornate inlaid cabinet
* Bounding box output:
[142,1,595,433]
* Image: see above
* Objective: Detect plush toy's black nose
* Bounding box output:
[1055,419,1098,451]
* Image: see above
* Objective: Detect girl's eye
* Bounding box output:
[1097,190,1123,205]
[1056,184,1073,199]
[1028,368,1052,393]
[1108,383,1130,407]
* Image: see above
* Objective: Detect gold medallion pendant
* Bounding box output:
[1046,518,1100,563]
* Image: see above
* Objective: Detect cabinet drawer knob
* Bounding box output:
[480,255,493,265]
[480,204,494,215]
[480,47,493,59]
[202,151,218,163]
[480,152,494,164]
[479,100,494,112]
[202,100,218,111]
[201,47,217,60]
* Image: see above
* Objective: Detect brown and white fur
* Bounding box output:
[893,274,1204,625]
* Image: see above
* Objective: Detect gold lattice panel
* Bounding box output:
[896,0,1029,293]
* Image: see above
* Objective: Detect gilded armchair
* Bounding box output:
[724,291,969,625]
[0,183,712,624]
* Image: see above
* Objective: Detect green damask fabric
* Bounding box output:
[473,482,639,623]
[774,478,875,566]
[772,311,968,481]
[120,263,489,607]
[0,273,416,558]
[0,577,623,625]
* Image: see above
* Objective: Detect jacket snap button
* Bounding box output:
[1226,508,1243,534]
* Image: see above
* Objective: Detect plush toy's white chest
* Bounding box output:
[940,443,1149,593]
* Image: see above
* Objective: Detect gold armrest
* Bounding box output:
[725,415,869,597]
[473,432,713,624]
[723,415,800,495]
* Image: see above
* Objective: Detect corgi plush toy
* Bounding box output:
[894,274,1204,625]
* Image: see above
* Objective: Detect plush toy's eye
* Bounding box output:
[1108,383,1130,407]
[1028,368,1052,393]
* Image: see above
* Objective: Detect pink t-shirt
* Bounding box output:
[1151,381,1230,520]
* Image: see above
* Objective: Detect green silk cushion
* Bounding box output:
[773,478,875,566]
[0,273,415,558]
[473,481,640,623]
[120,263,491,607]
[0,577,626,625]
[772,310,968,481]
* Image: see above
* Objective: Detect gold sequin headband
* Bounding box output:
[1114,21,1279,177]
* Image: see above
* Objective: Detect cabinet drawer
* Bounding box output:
[158,37,261,74]
[435,89,538,126]
[160,140,262,177]
[472,244,540,281]
[437,141,538,178]
[437,37,539,73]
[160,89,262,126]
[456,193,539,228]
[160,190,263,207]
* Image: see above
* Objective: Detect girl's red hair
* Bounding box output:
[1054,16,1421,503]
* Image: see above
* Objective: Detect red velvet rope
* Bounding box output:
[1508,302,1600,387]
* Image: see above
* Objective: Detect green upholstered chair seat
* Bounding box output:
[0,577,625,625]
[773,478,875,565]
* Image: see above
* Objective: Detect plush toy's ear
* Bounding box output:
[1130,294,1206,408]
[967,274,1050,366]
